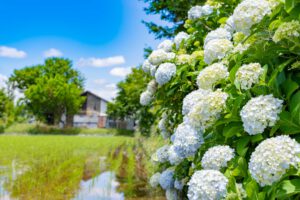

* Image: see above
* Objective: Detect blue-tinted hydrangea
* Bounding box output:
[159,168,175,190]
[168,145,184,165]
[188,170,228,200]
[166,189,178,200]
[174,32,189,48]
[158,39,174,52]
[188,5,214,20]
[182,89,212,115]
[174,179,185,190]
[155,63,177,85]
[140,91,153,106]
[149,172,161,188]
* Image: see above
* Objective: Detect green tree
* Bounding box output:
[107,67,155,136]
[9,58,85,126]
[142,0,205,38]
[0,89,14,132]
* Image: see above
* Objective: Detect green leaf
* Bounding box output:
[275,179,300,198]
[282,78,299,100]
[223,122,244,139]
[251,134,264,143]
[279,111,300,134]
[290,91,300,123]
[236,137,250,156]
[246,180,259,199]
[285,0,297,13]
[268,59,294,87]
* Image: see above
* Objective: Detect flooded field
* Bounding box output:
[0,135,164,200]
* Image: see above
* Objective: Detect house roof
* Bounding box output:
[81,91,110,103]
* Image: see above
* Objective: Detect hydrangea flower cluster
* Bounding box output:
[204,28,232,46]
[176,54,192,65]
[204,39,233,64]
[273,20,300,43]
[201,145,235,170]
[223,16,235,34]
[139,90,153,106]
[174,32,189,48]
[188,5,214,20]
[232,43,250,54]
[155,63,177,85]
[174,179,184,190]
[159,168,175,190]
[172,123,204,159]
[232,0,272,35]
[149,172,161,188]
[235,63,264,90]
[186,89,228,131]
[182,89,211,115]
[142,59,153,73]
[168,145,184,165]
[240,95,283,135]
[158,39,174,52]
[249,135,300,186]
[196,62,229,90]
[152,145,170,163]
[166,189,178,200]
[148,49,175,65]
[187,170,228,200]
[147,80,157,94]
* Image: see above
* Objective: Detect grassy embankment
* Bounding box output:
[4,123,134,136]
[0,134,165,199]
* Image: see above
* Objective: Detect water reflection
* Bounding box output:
[74,171,124,200]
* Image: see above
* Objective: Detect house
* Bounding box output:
[73,91,109,128]
[63,91,134,130]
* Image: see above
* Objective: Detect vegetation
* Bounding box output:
[136,0,300,199]
[0,135,164,199]
[9,58,85,126]
[107,67,155,136]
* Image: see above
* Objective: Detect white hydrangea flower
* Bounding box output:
[197,62,229,90]
[159,168,175,190]
[201,145,235,170]
[155,63,177,85]
[273,20,300,43]
[174,32,189,48]
[148,49,175,65]
[176,54,192,65]
[182,89,212,115]
[158,39,174,52]
[149,172,161,188]
[140,90,153,106]
[150,64,157,77]
[235,63,264,90]
[240,95,283,135]
[168,145,184,165]
[142,59,153,73]
[172,123,204,159]
[186,89,228,131]
[174,179,185,190]
[166,189,178,200]
[188,5,214,20]
[204,28,232,46]
[232,43,250,54]
[204,39,233,64]
[232,0,272,35]
[249,135,300,186]
[224,16,235,34]
[188,170,228,200]
[147,80,157,94]
[153,145,170,163]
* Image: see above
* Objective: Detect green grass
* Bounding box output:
[0,135,133,200]
[0,134,165,200]
[4,123,134,136]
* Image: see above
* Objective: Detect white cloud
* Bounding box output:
[43,48,63,58]
[93,78,107,85]
[109,67,132,77]
[92,88,118,101]
[105,83,117,89]
[0,46,27,58]
[77,56,125,67]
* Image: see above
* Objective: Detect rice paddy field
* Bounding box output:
[0,135,164,200]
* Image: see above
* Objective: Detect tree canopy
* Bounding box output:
[9,58,85,126]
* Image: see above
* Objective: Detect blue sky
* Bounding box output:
[0,0,165,100]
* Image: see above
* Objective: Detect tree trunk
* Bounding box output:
[65,113,74,128]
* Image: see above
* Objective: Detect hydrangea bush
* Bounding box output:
[141,0,300,199]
